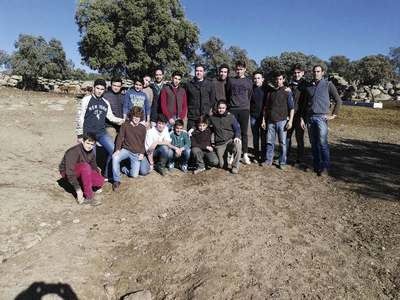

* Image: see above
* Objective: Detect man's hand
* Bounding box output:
[261,120,266,130]
[285,121,293,130]
[96,167,102,174]
[138,153,144,160]
[233,137,241,144]
[206,146,213,152]
[326,114,337,121]
[112,150,120,157]
[300,118,306,130]
[169,118,175,125]
[175,148,183,157]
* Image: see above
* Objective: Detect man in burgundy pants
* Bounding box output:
[59,133,104,205]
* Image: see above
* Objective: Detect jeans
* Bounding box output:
[153,145,171,168]
[307,115,330,171]
[168,147,191,167]
[96,133,115,178]
[250,115,266,160]
[266,120,287,165]
[230,109,250,153]
[112,149,143,182]
[286,115,305,162]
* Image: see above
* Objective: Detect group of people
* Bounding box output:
[59,61,342,205]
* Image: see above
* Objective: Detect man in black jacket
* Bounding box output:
[186,64,216,130]
[103,77,124,139]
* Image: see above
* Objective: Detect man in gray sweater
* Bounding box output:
[300,65,342,176]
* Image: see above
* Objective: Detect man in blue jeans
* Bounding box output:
[262,72,294,169]
[300,65,342,176]
[76,79,125,179]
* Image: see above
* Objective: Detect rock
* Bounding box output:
[388,89,395,96]
[357,92,367,99]
[72,219,80,224]
[158,213,168,219]
[11,75,23,81]
[7,79,19,87]
[373,93,392,101]
[396,96,400,101]
[370,89,381,97]
[395,83,400,90]
[384,82,393,90]
[122,290,152,300]
[396,90,400,96]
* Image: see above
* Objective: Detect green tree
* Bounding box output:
[75,0,199,78]
[10,34,70,88]
[389,46,400,75]
[355,55,395,85]
[328,55,351,79]
[0,50,11,69]
[227,46,258,76]
[200,37,230,77]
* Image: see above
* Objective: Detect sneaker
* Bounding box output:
[317,169,329,177]
[242,153,251,165]
[76,189,84,204]
[261,161,273,167]
[112,182,120,191]
[193,167,206,174]
[81,197,102,206]
[181,164,188,173]
[95,188,103,194]
[227,153,234,167]
[231,167,239,174]
[168,162,175,171]
[278,164,288,170]
[155,166,167,176]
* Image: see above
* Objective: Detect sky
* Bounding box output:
[0,0,399,71]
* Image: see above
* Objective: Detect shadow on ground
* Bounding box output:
[330,138,400,201]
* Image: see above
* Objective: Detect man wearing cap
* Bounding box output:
[76,79,125,178]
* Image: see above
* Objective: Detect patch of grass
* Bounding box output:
[337,104,400,128]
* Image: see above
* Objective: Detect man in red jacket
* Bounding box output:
[160,71,188,129]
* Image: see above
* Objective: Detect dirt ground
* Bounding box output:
[0,86,399,299]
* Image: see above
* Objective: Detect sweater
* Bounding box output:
[213,79,227,102]
[303,79,342,117]
[115,121,147,154]
[209,112,241,145]
[226,77,253,110]
[123,89,150,118]
[191,128,213,150]
[170,131,191,149]
[160,84,188,119]
[250,85,266,118]
[76,94,124,138]
[265,87,294,123]
[59,143,97,189]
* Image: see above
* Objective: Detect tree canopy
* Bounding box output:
[75,0,199,78]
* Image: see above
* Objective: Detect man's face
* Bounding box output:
[155,70,163,83]
[93,85,105,97]
[275,75,285,87]
[195,66,205,81]
[219,67,228,80]
[143,76,151,88]
[293,69,304,81]
[111,81,122,93]
[174,125,183,135]
[172,75,181,87]
[253,73,264,87]
[82,139,95,152]
[156,121,166,132]
[217,103,227,115]
[132,116,141,125]
[134,81,143,92]
[236,66,246,78]
[198,123,208,132]
[313,66,324,81]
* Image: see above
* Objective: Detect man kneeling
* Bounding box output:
[59,133,104,205]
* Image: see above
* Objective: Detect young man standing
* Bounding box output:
[250,71,266,163]
[186,64,216,130]
[103,77,124,138]
[213,63,229,102]
[76,79,125,178]
[226,61,253,165]
[209,100,242,174]
[160,71,188,127]
[262,72,294,169]
[286,64,307,166]
[300,65,342,176]
[123,78,150,123]
[59,133,103,205]
[150,68,166,125]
